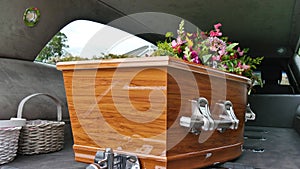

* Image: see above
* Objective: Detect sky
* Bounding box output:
[60,20,153,58]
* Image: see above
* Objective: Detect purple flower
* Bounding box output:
[191,50,198,58]
[192,57,200,64]
[208,37,226,56]
[183,55,188,61]
[218,47,226,56]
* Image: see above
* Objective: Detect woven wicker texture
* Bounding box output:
[0,127,21,164]
[18,120,64,155]
[17,93,65,155]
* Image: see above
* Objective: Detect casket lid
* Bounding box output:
[56,56,251,85]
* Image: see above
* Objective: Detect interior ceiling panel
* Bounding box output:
[0,0,299,61]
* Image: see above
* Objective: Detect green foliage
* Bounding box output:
[43,53,138,65]
[41,55,88,65]
[95,53,135,59]
[165,32,174,39]
[36,32,69,62]
[152,31,177,57]
[226,43,239,51]
[153,40,176,57]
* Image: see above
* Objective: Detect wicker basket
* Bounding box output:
[0,118,26,164]
[17,93,65,155]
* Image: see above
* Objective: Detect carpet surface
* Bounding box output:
[1,126,300,169]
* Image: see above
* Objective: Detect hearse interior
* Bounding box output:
[0,0,300,168]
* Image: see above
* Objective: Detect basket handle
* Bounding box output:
[17,93,62,121]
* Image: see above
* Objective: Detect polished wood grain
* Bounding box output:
[57,56,251,169]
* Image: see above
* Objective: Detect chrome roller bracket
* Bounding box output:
[86,148,140,169]
[180,97,215,135]
[180,98,240,135]
[197,97,215,131]
[217,100,239,130]
[245,103,256,121]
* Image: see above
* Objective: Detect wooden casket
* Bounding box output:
[56,56,251,169]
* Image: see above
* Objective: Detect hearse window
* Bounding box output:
[35,20,155,64]
[280,71,290,85]
[250,70,289,88]
[252,71,262,86]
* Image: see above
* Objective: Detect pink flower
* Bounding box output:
[177,37,183,45]
[209,23,223,37]
[212,55,221,61]
[210,45,217,51]
[214,23,222,31]
[171,37,184,49]
[218,48,226,56]
[242,64,250,70]
[209,31,217,37]
[237,47,244,56]
[171,40,178,48]
[209,30,222,37]
[237,62,250,70]
[171,37,185,53]
[222,64,228,69]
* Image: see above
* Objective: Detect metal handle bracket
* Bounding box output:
[179,98,240,135]
[86,148,140,169]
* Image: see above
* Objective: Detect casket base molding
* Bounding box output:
[73,143,242,169]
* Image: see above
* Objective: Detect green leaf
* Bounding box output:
[226,43,239,51]
[233,59,237,65]
[165,32,174,38]
[187,33,193,37]
[202,54,212,64]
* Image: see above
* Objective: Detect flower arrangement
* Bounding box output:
[153,20,263,80]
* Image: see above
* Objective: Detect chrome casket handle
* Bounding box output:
[215,100,239,131]
[245,103,256,121]
[86,148,140,169]
[179,98,239,134]
[180,97,214,135]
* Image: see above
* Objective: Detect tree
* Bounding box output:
[36,32,69,62]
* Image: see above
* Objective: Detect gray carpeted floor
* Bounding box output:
[0,124,87,169]
[1,125,300,169]
[210,126,300,169]
[235,126,300,169]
